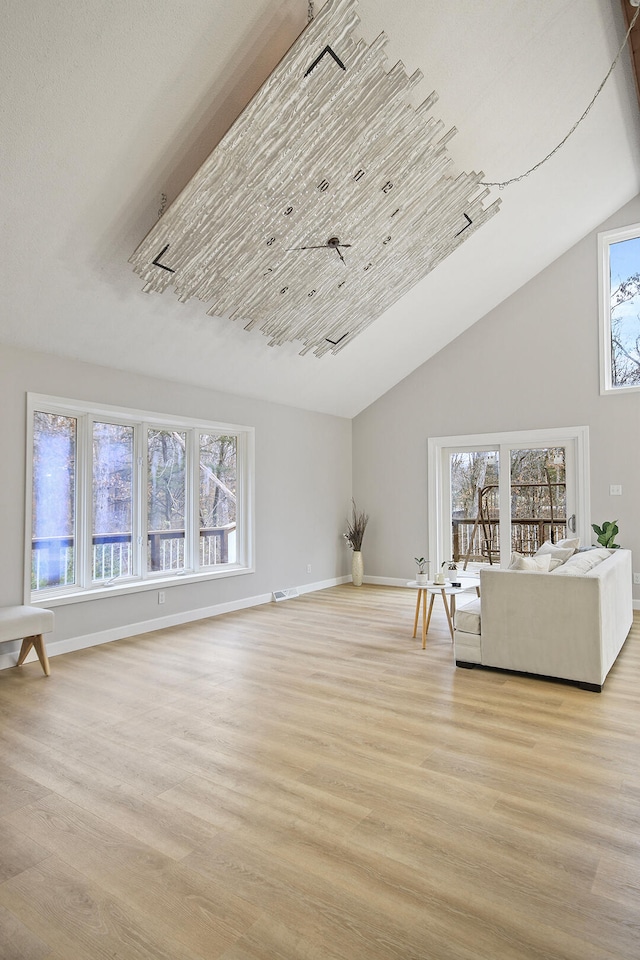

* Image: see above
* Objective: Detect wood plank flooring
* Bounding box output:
[1,584,639,960]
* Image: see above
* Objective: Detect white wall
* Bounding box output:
[353,194,640,598]
[0,343,352,659]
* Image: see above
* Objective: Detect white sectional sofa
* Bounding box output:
[454,548,633,691]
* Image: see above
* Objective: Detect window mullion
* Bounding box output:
[131,423,142,580]
[190,429,199,573]
[78,414,92,591]
[139,423,149,580]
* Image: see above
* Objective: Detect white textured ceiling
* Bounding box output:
[3,0,640,417]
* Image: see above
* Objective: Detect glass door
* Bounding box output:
[449,449,500,570]
[507,446,572,559]
[429,427,587,570]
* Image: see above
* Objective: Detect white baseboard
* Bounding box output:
[299,575,351,593]
[0,576,350,671]
[363,576,410,587]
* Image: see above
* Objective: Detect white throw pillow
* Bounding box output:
[535,542,575,566]
[508,552,552,572]
[555,537,580,551]
[552,547,611,576]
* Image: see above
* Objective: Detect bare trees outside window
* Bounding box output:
[599,224,640,393]
[29,397,252,598]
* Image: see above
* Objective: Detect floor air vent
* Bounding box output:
[272,588,300,602]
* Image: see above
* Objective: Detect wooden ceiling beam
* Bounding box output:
[621,0,640,110]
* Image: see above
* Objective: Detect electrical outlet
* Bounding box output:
[634,573,640,585]
[158,590,165,604]
[609,484,622,496]
[306,564,312,574]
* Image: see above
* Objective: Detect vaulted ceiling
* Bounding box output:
[3,0,640,417]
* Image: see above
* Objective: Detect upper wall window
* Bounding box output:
[598,223,640,394]
[27,394,254,602]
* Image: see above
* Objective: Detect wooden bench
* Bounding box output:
[0,606,54,676]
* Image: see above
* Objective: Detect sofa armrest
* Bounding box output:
[591,549,633,678]
[479,566,603,685]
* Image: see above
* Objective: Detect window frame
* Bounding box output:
[598,221,640,395]
[26,394,255,606]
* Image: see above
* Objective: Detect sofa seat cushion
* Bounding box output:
[551,547,611,576]
[455,596,482,635]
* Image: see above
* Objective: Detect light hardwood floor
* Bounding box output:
[1,584,639,960]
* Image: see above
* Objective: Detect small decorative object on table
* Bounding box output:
[344,500,369,586]
[415,557,430,585]
[444,560,460,587]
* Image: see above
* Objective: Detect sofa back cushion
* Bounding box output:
[551,547,611,576]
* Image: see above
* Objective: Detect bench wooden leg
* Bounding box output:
[17,634,51,677]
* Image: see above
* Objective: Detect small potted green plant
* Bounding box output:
[592,520,620,549]
[436,560,458,584]
[415,557,430,585]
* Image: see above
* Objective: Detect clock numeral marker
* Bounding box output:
[308,289,317,298]
[364,262,373,272]
[152,244,176,273]
[326,332,349,346]
[353,169,366,181]
[317,179,330,193]
[382,236,392,245]
[455,213,473,237]
[280,286,289,295]
[266,237,276,246]
[263,267,274,276]
[337,280,347,289]
[283,206,294,215]
[304,45,346,77]
[381,181,394,194]
[390,208,401,218]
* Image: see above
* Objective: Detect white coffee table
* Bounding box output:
[406,578,481,647]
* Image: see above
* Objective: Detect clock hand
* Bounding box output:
[292,244,336,250]
[288,238,353,252]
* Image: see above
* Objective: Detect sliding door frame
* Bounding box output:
[427,426,591,569]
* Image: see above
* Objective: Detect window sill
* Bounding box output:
[29,564,254,608]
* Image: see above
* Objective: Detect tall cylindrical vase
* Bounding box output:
[352,550,363,586]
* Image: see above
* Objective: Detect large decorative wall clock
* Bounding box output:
[130,0,500,357]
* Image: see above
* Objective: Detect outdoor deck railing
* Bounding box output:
[32,525,236,589]
[452,518,567,564]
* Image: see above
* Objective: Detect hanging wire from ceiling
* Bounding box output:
[308,1,314,23]
[481,4,640,189]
